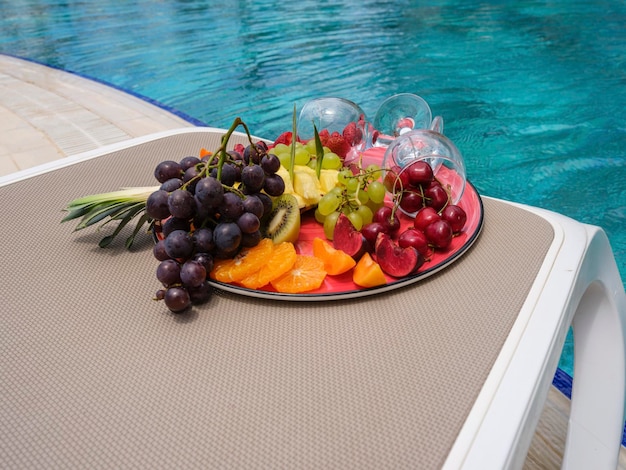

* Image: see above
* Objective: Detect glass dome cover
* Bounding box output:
[382,129,467,215]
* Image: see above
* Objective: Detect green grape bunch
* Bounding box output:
[314,163,386,240]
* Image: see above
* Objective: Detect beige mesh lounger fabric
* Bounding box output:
[1,128,624,469]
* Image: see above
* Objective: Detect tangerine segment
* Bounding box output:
[270,255,327,294]
[211,238,274,283]
[311,237,356,275]
[240,242,297,289]
[353,252,387,288]
[199,147,212,158]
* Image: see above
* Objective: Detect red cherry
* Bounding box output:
[406,160,434,186]
[441,205,467,233]
[424,219,453,249]
[398,190,424,214]
[373,206,401,235]
[398,228,432,257]
[375,232,424,277]
[424,183,449,212]
[361,222,388,249]
[414,207,441,232]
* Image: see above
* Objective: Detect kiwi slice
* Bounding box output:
[263,194,301,244]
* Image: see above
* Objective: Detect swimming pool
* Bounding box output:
[2,1,625,377]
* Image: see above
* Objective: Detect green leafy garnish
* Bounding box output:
[289,103,297,183]
[62,186,157,248]
[313,123,325,179]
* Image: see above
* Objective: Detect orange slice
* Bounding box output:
[270,255,327,294]
[211,238,274,283]
[311,237,356,275]
[353,252,387,288]
[240,242,297,289]
[199,147,213,159]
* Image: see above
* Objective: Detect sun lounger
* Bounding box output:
[1,128,624,468]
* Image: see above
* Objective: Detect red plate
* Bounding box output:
[203,180,483,301]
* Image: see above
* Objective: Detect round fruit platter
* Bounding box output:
[63,111,484,310]
[180,180,483,301]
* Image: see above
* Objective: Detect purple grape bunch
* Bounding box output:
[148,139,284,313]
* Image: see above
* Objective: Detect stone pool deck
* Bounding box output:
[0,54,195,177]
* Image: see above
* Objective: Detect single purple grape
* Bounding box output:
[213,222,242,253]
[260,153,281,174]
[236,212,260,234]
[154,160,182,183]
[164,287,191,313]
[263,174,285,196]
[164,230,194,259]
[179,156,201,171]
[146,190,171,220]
[180,260,206,288]
[220,192,244,221]
[241,165,265,192]
[156,259,181,286]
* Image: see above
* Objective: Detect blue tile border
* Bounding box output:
[552,367,573,399]
[1,53,208,128]
[553,367,626,447]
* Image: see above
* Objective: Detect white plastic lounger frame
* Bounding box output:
[445,201,626,469]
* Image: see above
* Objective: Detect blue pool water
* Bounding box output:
[2,1,626,378]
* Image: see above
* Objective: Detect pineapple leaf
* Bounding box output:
[125,213,152,249]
